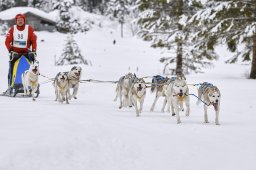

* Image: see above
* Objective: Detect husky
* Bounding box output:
[67,66,82,100]
[166,75,190,124]
[150,75,176,112]
[130,78,147,117]
[22,61,40,101]
[114,73,137,109]
[54,72,69,104]
[197,82,221,125]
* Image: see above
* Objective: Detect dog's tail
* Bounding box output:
[113,84,119,101]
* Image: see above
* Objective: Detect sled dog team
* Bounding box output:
[114,73,221,125]
[22,61,82,104]
[22,63,221,125]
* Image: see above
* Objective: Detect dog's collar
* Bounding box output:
[173,92,188,97]
[173,92,188,102]
[70,75,79,80]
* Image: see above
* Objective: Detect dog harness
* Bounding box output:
[153,75,165,82]
[199,82,213,94]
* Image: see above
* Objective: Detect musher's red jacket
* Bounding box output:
[5,14,37,54]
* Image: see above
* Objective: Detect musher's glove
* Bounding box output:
[31,52,37,58]
[28,52,37,62]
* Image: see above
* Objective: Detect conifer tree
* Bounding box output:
[57,34,88,66]
[191,0,256,78]
[137,0,208,74]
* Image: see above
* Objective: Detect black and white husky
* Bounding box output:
[54,72,69,104]
[67,66,82,100]
[114,73,137,109]
[130,78,147,117]
[166,75,190,124]
[150,75,176,112]
[22,61,40,101]
[197,82,221,125]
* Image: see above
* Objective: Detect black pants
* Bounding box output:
[8,52,35,87]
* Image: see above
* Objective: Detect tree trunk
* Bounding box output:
[176,38,183,75]
[121,22,123,38]
[250,34,256,79]
[175,0,183,75]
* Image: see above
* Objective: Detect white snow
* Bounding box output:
[0,19,255,170]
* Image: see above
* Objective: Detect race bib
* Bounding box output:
[13,25,28,48]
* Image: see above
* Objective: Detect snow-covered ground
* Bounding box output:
[0,23,255,170]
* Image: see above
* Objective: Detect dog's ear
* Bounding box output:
[71,66,77,71]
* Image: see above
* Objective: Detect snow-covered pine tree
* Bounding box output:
[53,0,73,33]
[57,34,88,66]
[75,0,90,11]
[0,0,15,11]
[137,0,211,75]
[106,0,135,37]
[75,0,104,13]
[190,0,256,79]
[28,0,49,11]
[15,0,28,6]
[53,0,86,33]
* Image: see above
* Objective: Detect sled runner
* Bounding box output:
[2,54,40,97]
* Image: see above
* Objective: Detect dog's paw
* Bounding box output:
[161,109,164,113]
[177,121,181,124]
[172,113,176,116]
[32,98,36,101]
[204,121,209,124]
[74,96,77,99]
[119,106,122,109]
[215,122,220,125]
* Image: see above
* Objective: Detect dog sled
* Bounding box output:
[2,53,40,97]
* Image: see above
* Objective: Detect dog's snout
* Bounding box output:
[180,89,183,93]
[216,99,219,103]
[139,84,142,87]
